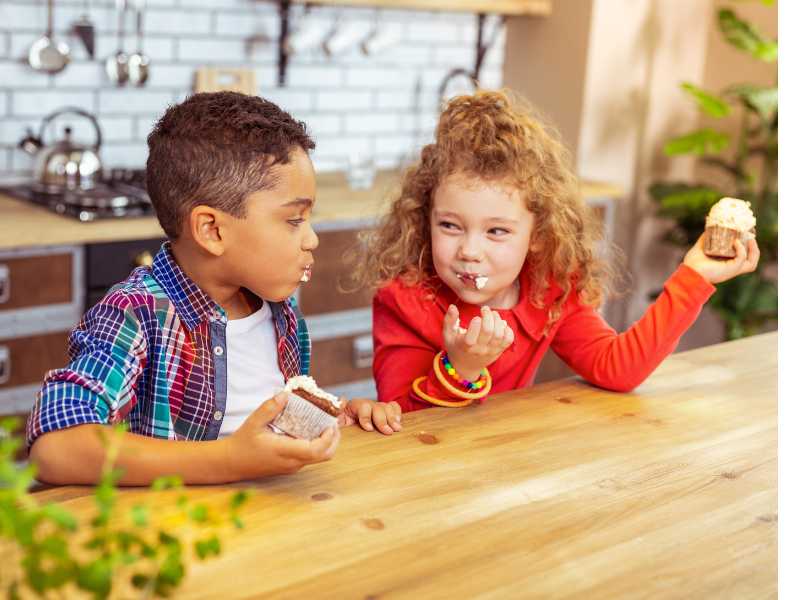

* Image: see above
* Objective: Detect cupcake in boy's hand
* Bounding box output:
[270,375,342,440]
[703,197,756,259]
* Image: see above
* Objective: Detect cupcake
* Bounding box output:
[703,197,756,259]
[270,375,342,440]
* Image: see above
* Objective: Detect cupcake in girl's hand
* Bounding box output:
[703,197,756,259]
[270,375,342,440]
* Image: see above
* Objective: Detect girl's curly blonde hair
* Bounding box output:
[349,89,620,333]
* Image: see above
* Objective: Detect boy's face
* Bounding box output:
[222,148,318,302]
[430,173,533,309]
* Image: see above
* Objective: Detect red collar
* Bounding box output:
[430,267,556,341]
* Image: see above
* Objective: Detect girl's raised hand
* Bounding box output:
[442,304,514,382]
[683,233,760,284]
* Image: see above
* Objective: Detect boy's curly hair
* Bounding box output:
[146,91,315,239]
[350,89,620,332]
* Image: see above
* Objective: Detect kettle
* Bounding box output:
[18,107,104,192]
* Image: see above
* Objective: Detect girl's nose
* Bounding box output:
[303,225,319,251]
[458,235,482,261]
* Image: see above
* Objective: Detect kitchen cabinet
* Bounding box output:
[302,0,551,16]
[0,245,84,417]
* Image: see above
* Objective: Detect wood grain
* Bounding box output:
[31,333,776,599]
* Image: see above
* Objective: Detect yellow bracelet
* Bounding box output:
[432,352,492,400]
[412,377,474,408]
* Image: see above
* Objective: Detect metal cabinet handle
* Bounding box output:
[0,345,9,385]
[0,264,9,304]
[353,334,373,369]
[133,251,154,268]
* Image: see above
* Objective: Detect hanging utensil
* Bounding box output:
[128,0,149,86]
[105,0,129,86]
[28,0,71,74]
[71,0,96,59]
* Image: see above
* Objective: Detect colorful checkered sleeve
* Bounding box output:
[26,291,147,448]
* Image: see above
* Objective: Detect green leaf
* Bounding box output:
[41,504,78,531]
[725,84,778,121]
[188,505,209,524]
[131,573,151,590]
[130,504,149,528]
[194,536,221,560]
[230,490,251,511]
[76,559,113,599]
[664,129,730,156]
[681,83,731,118]
[151,475,183,492]
[718,8,777,62]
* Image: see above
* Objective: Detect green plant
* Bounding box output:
[0,418,250,599]
[649,3,778,339]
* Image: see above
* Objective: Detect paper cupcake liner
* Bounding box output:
[270,391,338,440]
[703,225,740,258]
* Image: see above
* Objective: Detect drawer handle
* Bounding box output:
[0,264,9,304]
[0,345,9,385]
[133,251,154,268]
[353,335,373,369]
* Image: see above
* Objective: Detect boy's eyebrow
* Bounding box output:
[281,198,314,209]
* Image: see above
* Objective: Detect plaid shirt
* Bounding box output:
[26,243,310,448]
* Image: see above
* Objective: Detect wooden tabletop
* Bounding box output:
[32,332,776,599]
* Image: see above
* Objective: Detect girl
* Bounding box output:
[354,90,759,412]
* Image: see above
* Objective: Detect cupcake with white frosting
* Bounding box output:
[270,375,342,440]
[703,197,756,258]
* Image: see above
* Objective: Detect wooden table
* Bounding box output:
[33,332,777,599]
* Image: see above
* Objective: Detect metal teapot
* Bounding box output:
[18,107,104,192]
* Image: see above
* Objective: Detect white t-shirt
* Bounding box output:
[219,301,285,437]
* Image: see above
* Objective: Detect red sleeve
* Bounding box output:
[372,282,476,412]
[549,264,715,392]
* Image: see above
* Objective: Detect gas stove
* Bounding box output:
[1,168,154,222]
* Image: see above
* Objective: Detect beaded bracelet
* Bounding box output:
[432,352,492,401]
[440,352,489,391]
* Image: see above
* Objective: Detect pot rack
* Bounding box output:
[271,0,527,88]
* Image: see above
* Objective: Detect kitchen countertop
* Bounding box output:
[32,332,776,598]
[0,171,624,251]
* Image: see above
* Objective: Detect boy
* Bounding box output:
[27,92,401,485]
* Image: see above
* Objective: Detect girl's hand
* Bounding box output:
[683,233,760,284]
[338,397,402,435]
[442,304,514,382]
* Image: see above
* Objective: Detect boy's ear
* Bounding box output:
[188,204,226,257]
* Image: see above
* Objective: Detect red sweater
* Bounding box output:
[372,264,715,412]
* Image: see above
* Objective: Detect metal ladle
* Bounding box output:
[105,0,129,86]
[128,0,150,86]
[28,0,71,74]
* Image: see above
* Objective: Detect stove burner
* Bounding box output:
[1,169,153,221]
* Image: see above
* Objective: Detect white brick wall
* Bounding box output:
[0,0,505,176]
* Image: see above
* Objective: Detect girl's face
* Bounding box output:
[430,174,534,309]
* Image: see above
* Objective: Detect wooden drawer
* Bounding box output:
[299,228,374,316]
[0,253,72,312]
[310,333,373,388]
[0,331,69,390]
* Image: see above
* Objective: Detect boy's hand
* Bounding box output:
[442,304,514,382]
[683,233,760,284]
[338,397,402,435]
[224,392,340,480]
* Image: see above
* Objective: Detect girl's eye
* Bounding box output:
[438,220,460,231]
[288,218,305,227]
[488,228,511,236]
